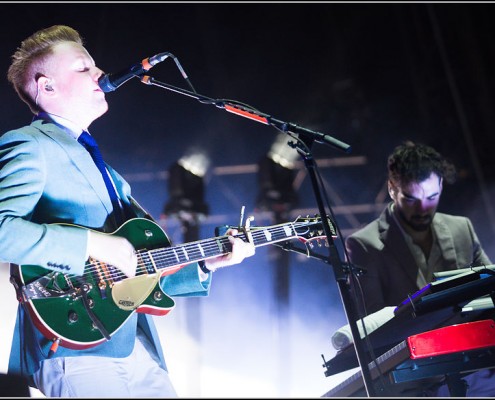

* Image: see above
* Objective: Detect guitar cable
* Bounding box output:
[48,338,61,358]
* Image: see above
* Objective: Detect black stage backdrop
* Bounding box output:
[0,2,495,397]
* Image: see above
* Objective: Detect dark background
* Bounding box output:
[1,2,495,397]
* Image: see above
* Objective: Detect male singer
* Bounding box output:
[1,25,255,397]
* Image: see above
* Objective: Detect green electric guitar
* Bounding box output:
[11,215,333,350]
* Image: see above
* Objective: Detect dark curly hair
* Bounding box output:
[387,141,456,186]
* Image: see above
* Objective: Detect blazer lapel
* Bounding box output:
[34,120,114,215]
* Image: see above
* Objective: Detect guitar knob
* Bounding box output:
[68,311,78,323]
[153,291,163,302]
[81,283,93,292]
[87,297,95,308]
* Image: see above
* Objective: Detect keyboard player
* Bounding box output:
[338,141,495,396]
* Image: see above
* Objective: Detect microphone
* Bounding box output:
[98,52,171,92]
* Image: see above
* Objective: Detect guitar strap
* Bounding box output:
[9,263,25,303]
[128,196,155,221]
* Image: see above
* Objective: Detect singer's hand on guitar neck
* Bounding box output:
[204,228,256,272]
[87,230,138,278]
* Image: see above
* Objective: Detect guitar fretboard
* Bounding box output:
[147,222,301,271]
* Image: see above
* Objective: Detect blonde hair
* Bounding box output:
[7,25,83,114]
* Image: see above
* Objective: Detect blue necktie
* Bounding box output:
[78,131,124,226]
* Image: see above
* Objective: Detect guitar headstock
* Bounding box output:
[293,215,337,243]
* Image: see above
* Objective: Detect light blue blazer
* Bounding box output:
[0,119,211,379]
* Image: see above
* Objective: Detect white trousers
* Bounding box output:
[33,331,177,397]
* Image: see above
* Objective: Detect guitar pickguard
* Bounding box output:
[112,273,161,311]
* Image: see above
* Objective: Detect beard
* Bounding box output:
[398,209,433,232]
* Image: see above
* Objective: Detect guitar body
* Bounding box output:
[15,218,176,350]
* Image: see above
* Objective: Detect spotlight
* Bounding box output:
[163,152,210,221]
[256,133,299,215]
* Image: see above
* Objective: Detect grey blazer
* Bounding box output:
[345,203,491,314]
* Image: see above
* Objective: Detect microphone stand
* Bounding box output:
[138,75,377,397]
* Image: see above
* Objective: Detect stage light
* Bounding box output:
[163,152,210,222]
[256,133,299,215]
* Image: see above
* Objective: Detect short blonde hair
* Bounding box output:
[7,25,83,114]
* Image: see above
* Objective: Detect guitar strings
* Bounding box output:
[82,222,314,281]
[147,220,320,269]
[82,221,318,282]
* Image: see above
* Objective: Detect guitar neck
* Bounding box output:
[149,222,299,271]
